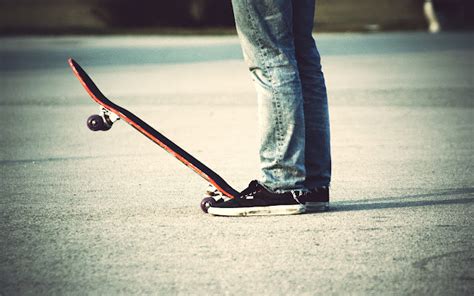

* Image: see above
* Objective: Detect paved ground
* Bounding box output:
[1,32,473,295]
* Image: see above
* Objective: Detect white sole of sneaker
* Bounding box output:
[208,202,330,217]
[208,204,305,217]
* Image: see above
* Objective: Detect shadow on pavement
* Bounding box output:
[330,188,474,212]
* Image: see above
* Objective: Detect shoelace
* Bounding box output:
[291,191,305,205]
[240,180,307,204]
[239,180,262,198]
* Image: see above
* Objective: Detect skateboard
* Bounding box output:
[68,58,239,212]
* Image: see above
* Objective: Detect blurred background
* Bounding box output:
[0,0,473,34]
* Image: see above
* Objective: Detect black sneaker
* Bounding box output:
[207,180,329,217]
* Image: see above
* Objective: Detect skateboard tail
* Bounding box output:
[68,58,240,199]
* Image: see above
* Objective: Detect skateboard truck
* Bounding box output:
[86,107,120,131]
[200,184,227,213]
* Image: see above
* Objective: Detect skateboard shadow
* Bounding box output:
[328,188,474,213]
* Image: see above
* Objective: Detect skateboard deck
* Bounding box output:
[68,58,239,211]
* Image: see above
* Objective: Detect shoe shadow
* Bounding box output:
[328,188,474,213]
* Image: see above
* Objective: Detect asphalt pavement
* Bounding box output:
[0,32,473,295]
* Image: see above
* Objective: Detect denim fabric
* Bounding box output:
[232,0,331,191]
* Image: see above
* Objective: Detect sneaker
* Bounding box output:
[207,180,329,217]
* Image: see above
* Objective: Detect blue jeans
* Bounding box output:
[232,0,331,191]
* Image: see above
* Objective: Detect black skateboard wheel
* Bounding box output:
[87,114,104,131]
[87,114,111,131]
[200,197,217,213]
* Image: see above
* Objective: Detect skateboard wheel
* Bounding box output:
[87,114,111,131]
[87,114,104,131]
[200,197,217,213]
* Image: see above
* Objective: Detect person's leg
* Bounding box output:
[207,0,329,216]
[231,0,306,191]
[293,0,331,189]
